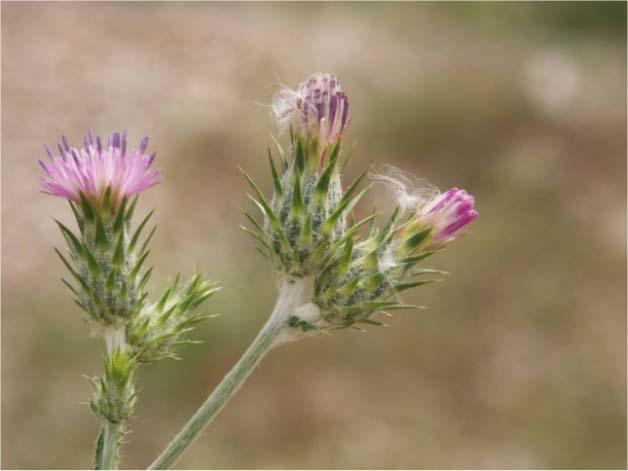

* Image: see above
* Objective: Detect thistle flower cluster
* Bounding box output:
[245,72,477,332]
[40,131,218,426]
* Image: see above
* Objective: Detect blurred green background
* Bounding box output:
[2,2,626,469]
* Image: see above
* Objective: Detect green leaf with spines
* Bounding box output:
[314,147,340,198]
[138,267,153,290]
[270,135,288,171]
[69,201,84,232]
[290,172,304,216]
[129,251,150,279]
[358,318,383,326]
[338,277,360,297]
[323,186,370,232]
[78,192,94,222]
[106,269,117,291]
[377,207,400,244]
[294,138,305,173]
[298,215,313,245]
[129,210,154,253]
[394,279,437,292]
[94,212,109,248]
[156,286,173,312]
[112,197,128,234]
[240,225,273,251]
[112,233,125,266]
[139,226,157,256]
[61,277,79,296]
[80,242,101,274]
[55,220,83,255]
[125,195,139,223]
[102,185,113,212]
[338,170,368,209]
[243,211,265,234]
[402,251,436,266]
[404,228,431,252]
[268,150,283,196]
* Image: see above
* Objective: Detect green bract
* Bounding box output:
[56,192,153,326]
[313,208,445,329]
[89,348,137,424]
[242,133,368,277]
[126,274,220,363]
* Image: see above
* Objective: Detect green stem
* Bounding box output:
[93,326,130,470]
[95,423,124,470]
[148,277,307,470]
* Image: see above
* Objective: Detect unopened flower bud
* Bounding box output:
[273,72,350,146]
[244,73,367,277]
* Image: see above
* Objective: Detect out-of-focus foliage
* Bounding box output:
[2,2,626,469]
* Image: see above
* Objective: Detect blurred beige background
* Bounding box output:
[2,2,626,469]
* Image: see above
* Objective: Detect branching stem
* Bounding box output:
[148,276,307,469]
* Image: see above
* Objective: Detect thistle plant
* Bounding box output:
[39,131,219,469]
[149,73,478,469]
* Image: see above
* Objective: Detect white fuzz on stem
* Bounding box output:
[104,326,127,354]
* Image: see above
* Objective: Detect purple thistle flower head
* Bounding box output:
[272,72,350,145]
[39,130,162,209]
[421,188,478,241]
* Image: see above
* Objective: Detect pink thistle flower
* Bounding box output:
[421,188,478,241]
[39,130,161,208]
[273,72,350,144]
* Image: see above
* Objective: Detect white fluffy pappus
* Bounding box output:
[271,85,300,133]
[368,164,440,213]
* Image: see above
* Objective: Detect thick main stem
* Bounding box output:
[149,277,307,470]
[96,423,124,470]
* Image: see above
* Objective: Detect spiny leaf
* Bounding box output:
[94,212,108,248]
[125,195,139,223]
[55,220,83,255]
[157,285,174,311]
[324,187,370,230]
[240,168,278,224]
[102,185,113,212]
[358,318,383,326]
[140,226,157,255]
[106,269,117,291]
[315,147,340,196]
[112,233,125,266]
[402,251,436,265]
[129,210,154,253]
[129,251,150,279]
[240,225,273,251]
[243,211,264,234]
[290,172,304,216]
[338,277,360,297]
[112,197,128,234]
[78,192,94,222]
[377,207,400,244]
[410,268,449,276]
[61,278,79,296]
[54,248,93,294]
[339,169,368,208]
[294,138,305,173]
[404,228,431,252]
[270,134,288,171]
[268,149,283,196]
[299,215,313,244]
[394,279,437,292]
[68,201,84,232]
[81,242,100,274]
[138,267,153,290]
